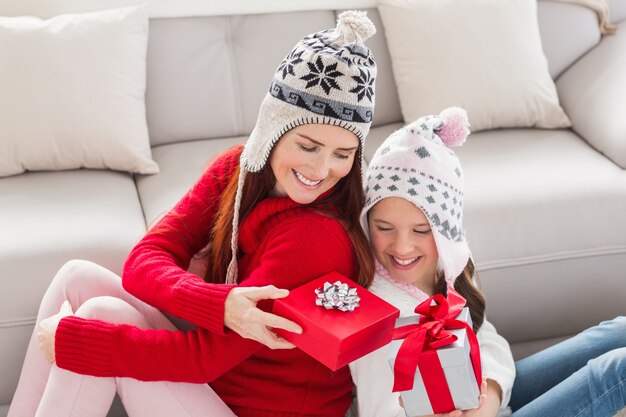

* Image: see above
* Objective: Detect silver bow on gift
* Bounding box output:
[315,281,361,312]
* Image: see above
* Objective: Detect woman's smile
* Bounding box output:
[293,169,323,187]
[269,124,358,204]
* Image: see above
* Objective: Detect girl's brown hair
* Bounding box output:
[434,258,485,332]
[205,151,375,288]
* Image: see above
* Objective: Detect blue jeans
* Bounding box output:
[510,317,626,417]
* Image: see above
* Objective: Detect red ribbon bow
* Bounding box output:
[391,287,482,412]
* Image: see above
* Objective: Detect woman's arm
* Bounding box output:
[122,147,240,334]
[54,214,356,382]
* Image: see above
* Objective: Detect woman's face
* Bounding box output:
[368,197,439,293]
[270,124,359,204]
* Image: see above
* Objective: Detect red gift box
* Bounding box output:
[272,272,400,371]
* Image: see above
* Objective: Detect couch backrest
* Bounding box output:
[144,8,402,148]
[144,2,603,147]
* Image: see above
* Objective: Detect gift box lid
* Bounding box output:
[273,272,400,357]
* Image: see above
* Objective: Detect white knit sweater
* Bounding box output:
[349,275,515,417]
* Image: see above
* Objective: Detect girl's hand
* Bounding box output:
[224,285,303,349]
[400,379,491,417]
[37,301,74,363]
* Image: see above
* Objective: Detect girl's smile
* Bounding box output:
[368,197,439,294]
[390,255,421,269]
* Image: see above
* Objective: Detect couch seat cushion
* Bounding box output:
[136,137,246,227]
[457,129,626,356]
[0,169,146,404]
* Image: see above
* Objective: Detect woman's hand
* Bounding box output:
[224,285,303,349]
[37,300,74,363]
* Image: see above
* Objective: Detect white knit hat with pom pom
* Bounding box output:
[360,107,471,285]
[226,11,378,283]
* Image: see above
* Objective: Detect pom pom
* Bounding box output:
[436,107,470,147]
[336,11,376,44]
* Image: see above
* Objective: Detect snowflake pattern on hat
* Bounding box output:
[268,23,376,125]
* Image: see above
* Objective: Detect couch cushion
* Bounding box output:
[456,128,626,352]
[0,169,146,405]
[145,12,337,147]
[0,6,157,177]
[611,0,626,22]
[556,19,626,169]
[379,0,571,133]
[145,9,402,148]
[136,138,246,227]
[537,0,601,78]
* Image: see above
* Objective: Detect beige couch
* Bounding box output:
[1,1,626,415]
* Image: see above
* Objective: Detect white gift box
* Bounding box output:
[388,307,481,417]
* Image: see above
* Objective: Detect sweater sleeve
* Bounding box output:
[122,146,242,334]
[55,213,357,383]
[477,318,516,410]
[55,316,261,383]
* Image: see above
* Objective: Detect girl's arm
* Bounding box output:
[54,214,355,382]
[122,146,240,334]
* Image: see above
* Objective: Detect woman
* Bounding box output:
[9,11,377,417]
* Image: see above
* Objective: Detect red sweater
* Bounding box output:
[55,146,358,417]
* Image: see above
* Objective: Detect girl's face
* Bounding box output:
[270,124,359,204]
[368,197,439,293]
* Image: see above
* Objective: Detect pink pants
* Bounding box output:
[8,260,236,417]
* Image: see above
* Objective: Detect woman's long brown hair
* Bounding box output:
[434,258,486,332]
[205,153,375,288]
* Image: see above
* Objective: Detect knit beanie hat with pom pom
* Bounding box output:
[360,107,471,285]
[226,11,378,283]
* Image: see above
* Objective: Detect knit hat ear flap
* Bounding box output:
[225,170,247,284]
[361,107,471,286]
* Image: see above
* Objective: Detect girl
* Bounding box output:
[349,107,515,417]
[9,11,377,417]
[350,108,626,417]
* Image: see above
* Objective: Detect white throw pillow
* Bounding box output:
[0,6,158,177]
[378,0,571,132]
